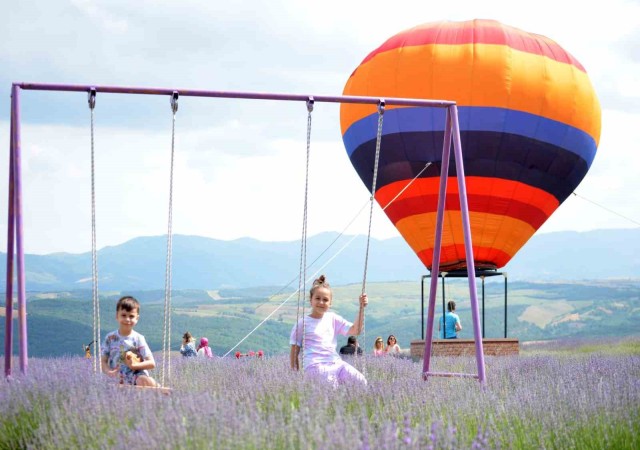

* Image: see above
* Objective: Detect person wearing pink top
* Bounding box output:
[373,337,386,356]
[289,275,368,385]
[197,337,214,358]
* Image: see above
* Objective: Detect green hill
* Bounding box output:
[2,228,640,292]
[2,279,639,358]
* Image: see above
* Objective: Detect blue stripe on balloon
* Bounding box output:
[342,106,597,166]
[348,130,589,203]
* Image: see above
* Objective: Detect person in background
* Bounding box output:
[180,331,198,357]
[101,296,158,387]
[385,335,401,354]
[373,337,386,356]
[197,337,214,358]
[83,340,94,359]
[439,300,462,339]
[339,335,363,356]
[290,275,368,385]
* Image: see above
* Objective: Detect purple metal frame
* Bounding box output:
[421,107,486,384]
[5,82,485,383]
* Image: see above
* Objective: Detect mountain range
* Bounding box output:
[1,228,639,292]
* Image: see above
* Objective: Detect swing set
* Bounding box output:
[4,82,487,385]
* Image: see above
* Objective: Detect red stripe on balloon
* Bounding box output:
[359,19,585,72]
[376,177,560,218]
[383,194,549,230]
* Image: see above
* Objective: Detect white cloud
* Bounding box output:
[0,120,385,253]
[70,0,129,33]
[539,108,640,233]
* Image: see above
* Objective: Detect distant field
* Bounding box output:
[1,280,640,358]
[518,300,575,327]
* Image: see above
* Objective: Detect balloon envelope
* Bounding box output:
[341,19,601,271]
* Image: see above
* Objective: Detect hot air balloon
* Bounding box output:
[341,19,601,272]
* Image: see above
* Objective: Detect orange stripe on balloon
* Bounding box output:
[341,44,600,143]
[394,211,536,269]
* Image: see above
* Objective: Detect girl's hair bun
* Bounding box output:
[310,275,331,296]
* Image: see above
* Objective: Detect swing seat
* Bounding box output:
[423,371,479,379]
[117,384,171,395]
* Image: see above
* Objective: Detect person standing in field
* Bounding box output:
[373,337,386,356]
[180,331,198,357]
[101,296,158,387]
[197,337,214,358]
[385,335,401,354]
[290,275,368,385]
[339,335,363,356]
[439,300,462,339]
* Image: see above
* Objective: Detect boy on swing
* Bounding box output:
[101,296,158,387]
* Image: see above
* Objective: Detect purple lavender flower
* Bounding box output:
[0,345,637,449]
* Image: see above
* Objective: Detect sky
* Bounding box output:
[2,0,639,255]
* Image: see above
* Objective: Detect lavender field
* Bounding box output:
[1,344,639,449]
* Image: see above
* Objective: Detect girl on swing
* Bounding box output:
[289,275,368,385]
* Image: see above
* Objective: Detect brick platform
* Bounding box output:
[410,338,519,358]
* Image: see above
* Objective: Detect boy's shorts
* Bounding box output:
[120,368,150,385]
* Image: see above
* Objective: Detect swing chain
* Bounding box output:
[358,98,386,376]
[361,99,385,293]
[370,100,385,201]
[296,97,314,373]
[88,86,100,373]
[161,90,179,387]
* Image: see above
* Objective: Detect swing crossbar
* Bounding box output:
[13,82,456,107]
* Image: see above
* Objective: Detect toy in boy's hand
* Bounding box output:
[125,351,142,365]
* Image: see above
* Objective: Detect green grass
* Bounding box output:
[522,336,640,356]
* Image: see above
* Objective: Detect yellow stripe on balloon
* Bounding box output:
[341,43,600,143]
[394,211,536,263]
